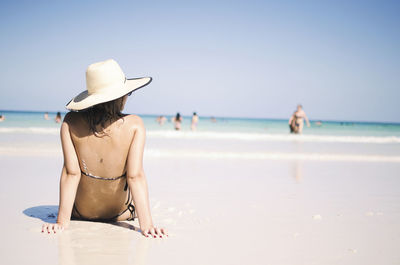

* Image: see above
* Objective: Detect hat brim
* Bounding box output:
[66,77,152,111]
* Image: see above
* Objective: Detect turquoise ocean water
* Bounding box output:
[1,110,400,161]
[1,110,400,138]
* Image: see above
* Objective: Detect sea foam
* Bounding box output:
[147,131,400,144]
[0,127,59,135]
[1,127,400,144]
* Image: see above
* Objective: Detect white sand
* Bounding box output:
[0,132,400,265]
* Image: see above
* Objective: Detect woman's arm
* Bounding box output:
[288,114,294,125]
[42,115,81,233]
[126,116,167,238]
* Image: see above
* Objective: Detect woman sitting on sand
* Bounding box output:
[42,59,167,238]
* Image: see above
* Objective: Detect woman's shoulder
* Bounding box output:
[63,112,85,125]
[61,112,88,135]
[123,114,145,130]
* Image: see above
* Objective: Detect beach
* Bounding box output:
[1,112,400,265]
[1,0,399,263]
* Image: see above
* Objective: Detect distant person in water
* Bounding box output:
[0,115,5,122]
[172,112,182,130]
[191,112,199,131]
[55,112,62,123]
[210,116,217,123]
[288,104,310,134]
[156,115,167,125]
[44,112,50,120]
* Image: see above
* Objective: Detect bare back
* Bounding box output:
[64,112,142,219]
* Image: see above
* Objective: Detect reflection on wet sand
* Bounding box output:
[57,221,151,265]
[292,161,303,182]
[292,141,304,182]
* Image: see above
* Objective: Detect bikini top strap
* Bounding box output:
[81,170,127,181]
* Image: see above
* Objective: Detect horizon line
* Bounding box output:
[1,108,399,126]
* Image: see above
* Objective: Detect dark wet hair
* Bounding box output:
[84,97,124,136]
[193,112,197,116]
[175,112,181,120]
[56,112,61,118]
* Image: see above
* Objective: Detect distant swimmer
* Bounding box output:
[0,114,5,122]
[288,104,310,134]
[191,112,199,131]
[156,115,167,125]
[172,112,182,130]
[55,112,62,123]
[44,112,50,120]
[210,116,217,123]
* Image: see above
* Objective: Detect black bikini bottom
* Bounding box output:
[72,202,135,222]
[73,172,136,222]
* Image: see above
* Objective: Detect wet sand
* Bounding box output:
[0,133,400,265]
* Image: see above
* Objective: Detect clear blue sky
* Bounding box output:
[0,0,399,122]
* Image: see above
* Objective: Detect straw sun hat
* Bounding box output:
[66,59,152,111]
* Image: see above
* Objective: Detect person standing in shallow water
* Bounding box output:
[191,112,199,131]
[172,112,182,130]
[41,59,167,238]
[55,112,62,123]
[288,104,310,134]
[156,115,166,125]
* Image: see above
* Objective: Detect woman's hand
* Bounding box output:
[141,226,168,238]
[41,223,65,234]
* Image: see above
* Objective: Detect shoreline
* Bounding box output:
[1,146,400,163]
[1,127,400,144]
